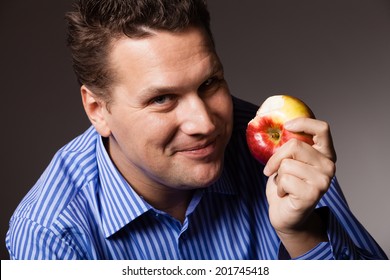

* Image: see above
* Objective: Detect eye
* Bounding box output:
[199,76,221,93]
[203,77,216,88]
[151,95,174,105]
[204,77,216,86]
[148,94,178,112]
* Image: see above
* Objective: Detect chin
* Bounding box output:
[187,161,224,189]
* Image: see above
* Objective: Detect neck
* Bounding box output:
[104,136,195,223]
[146,188,195,223]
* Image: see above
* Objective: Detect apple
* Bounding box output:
[246,95,315,165]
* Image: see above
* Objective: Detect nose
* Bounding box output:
[179,95,216,136]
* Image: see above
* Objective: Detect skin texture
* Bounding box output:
[81,26,337,258]
[264,118,336,258]
[82,27,233,222]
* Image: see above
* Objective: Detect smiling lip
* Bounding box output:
[177,140,217,159]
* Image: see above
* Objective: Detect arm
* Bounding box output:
[6,216,80,260]
[278,178,388,260]
[315,177,388,260]
[263,118,335,258]
[264,118,387,259]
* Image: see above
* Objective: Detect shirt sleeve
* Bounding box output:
[6,215,80,260]
[278,177,388,260]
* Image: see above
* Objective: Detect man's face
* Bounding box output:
[99,27,233,191]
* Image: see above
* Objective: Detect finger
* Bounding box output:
[266,173,291,203]
[284,117,322,135]
[277,158,307,181]
[278,159,332,194]
[285,118,337,162]
[273,173,286,197]
[278,158,334,188]
[264,138,320,176]
[274,173,327,216]
[269,163,304,198]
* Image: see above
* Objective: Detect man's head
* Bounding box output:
[66,0,213,104]
[66,0,233,193]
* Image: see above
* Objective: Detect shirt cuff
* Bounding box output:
[278,207,357,260]
[278,241,333,260]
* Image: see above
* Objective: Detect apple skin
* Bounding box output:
[246,95,315,165]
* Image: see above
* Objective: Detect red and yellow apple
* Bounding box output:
[246,95,315,165]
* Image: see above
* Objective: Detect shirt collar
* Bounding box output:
[96,136,152,238]
[95,133,237,238]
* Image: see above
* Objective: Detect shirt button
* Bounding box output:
[339,248,350,259]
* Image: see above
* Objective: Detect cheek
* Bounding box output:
[213,91,233,125]
[223,96,233,120]
[119,113,178,151]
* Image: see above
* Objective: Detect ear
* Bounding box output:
[81,85,111,137]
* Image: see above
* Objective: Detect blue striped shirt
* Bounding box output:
[6,96,387,260]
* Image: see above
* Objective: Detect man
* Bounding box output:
[6,0,387,259]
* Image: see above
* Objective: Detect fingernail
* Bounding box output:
[263,165,270,176]
[284,121,293,129]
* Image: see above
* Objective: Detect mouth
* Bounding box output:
[176,139,218,160]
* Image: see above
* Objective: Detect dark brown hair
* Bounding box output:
[66,0,213,102]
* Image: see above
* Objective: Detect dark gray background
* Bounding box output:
[1,0,389,260]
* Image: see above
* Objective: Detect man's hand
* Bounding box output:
[263,118,336,258]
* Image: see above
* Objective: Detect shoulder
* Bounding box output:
[10,126,100,228]
[232,95,258,131]
[225,95,267,189]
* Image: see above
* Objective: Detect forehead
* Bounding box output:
[108,27,219,86]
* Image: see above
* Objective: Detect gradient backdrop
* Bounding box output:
[1,0,389,259]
